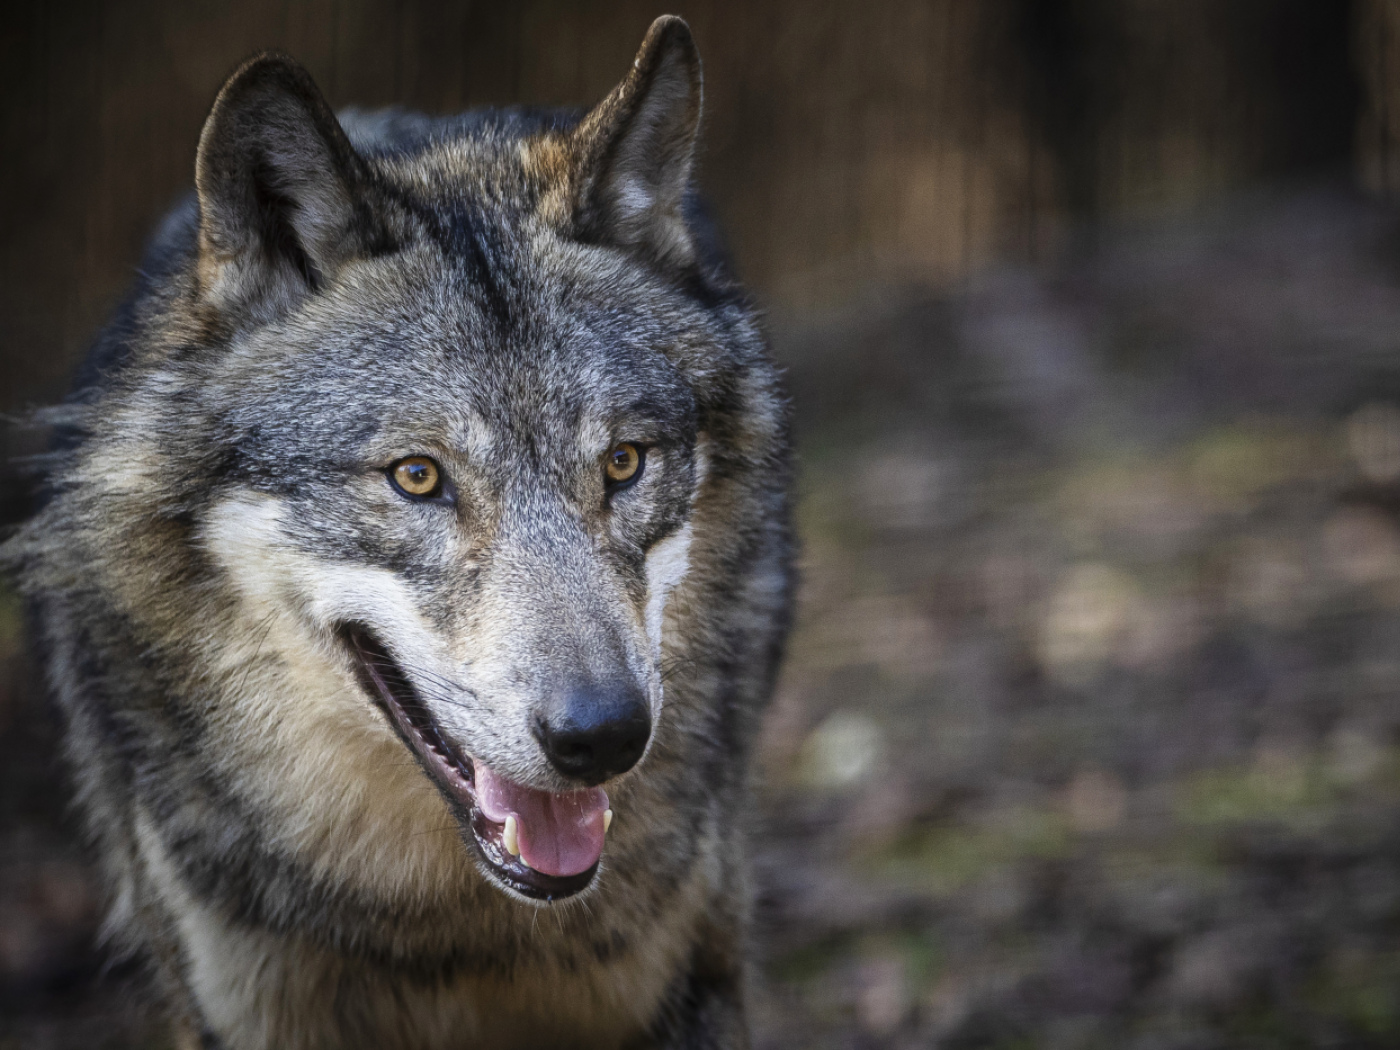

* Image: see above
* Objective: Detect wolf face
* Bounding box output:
[178,19,748,903]
[12,16,791,1047]
[198,196,714,899]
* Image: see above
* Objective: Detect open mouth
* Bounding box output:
[337,624,610,901]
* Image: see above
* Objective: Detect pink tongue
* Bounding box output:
[474,764,609,877]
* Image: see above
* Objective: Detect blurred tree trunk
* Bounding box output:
[1015,0,1357,224]
[1359,0,1400,196]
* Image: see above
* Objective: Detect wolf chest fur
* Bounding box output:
[8,16,792,1049]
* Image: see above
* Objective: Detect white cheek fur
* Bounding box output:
[194,491,476,902]
[644,523,693,655]
[201,493,441,663]
[641,438,710,657]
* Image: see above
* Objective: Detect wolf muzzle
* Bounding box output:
[534,682,651,787]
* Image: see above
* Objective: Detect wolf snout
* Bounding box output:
[533,682,651,786]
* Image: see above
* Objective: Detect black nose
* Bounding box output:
[535,683,651,786]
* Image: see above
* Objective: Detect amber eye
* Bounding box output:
[389,456,443,499]
[604,442,643,486]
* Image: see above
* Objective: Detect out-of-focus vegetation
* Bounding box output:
[752,189,1400,1048]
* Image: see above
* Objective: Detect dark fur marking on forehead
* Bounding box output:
[424,202,517,333]
[620,394,697,426]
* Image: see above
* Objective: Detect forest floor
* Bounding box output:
[7,185,1400,1049]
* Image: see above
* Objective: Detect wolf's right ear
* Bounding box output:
[568,16,702,269]
[195,53,379,323]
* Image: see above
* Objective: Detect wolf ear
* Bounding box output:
[195,53,375,321]
[570,16,702,268]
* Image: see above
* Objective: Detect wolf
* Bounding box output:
[5,16,792,1049]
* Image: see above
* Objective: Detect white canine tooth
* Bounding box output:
[503,814,520,857]
[603,809,613,834]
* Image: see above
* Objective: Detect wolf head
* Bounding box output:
[31,17,786,907]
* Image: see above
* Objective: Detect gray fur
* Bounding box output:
[6,16,792,1050]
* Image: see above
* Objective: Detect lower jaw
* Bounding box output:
[466,809,598,901]
[339,624,599,902]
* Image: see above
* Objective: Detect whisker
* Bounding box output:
[409,824,463,838]
[232,612,280,696]
[354,652,479,710]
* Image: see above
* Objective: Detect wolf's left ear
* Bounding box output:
[570,16,702,268]
[195,52,380,322]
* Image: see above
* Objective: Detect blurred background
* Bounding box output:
[7,2,1400,1047]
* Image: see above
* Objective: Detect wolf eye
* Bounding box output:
[604,443,643,487]
[389,456,443,499]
